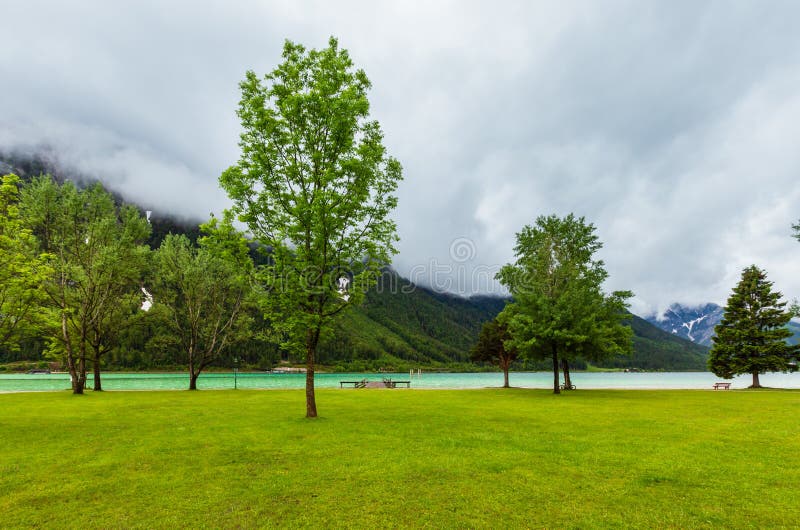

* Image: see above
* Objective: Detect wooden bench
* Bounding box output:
[382,377,411,388]
[713,382,731,390]
[339,379,411,388]
[340,380,367,388]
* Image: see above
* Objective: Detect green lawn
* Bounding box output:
[1,389,799,528]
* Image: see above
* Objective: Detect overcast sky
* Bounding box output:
[3,0,800,316]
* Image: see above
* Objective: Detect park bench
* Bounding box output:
[339,379,411,388]
[382,377,411,388]
[713,382,731,390]
[340,379,367,388]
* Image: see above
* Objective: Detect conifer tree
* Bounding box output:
[708,265,799,388]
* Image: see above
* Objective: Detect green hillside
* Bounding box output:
[318,271,505,369]
[317,270,709,371]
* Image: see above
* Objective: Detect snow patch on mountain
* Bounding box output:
[646,303,723,346]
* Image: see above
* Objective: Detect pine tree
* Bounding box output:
[709,265,799,388]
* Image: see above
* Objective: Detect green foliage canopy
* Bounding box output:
[0,174,52,349]
[20,176,150,393]
[470,319,518,387]
[149,215,257,390]
[497,214,633,393]
[220,37,402,416]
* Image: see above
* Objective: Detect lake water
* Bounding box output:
[1,371,799,392]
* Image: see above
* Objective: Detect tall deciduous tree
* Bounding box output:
[708,265,798,388]
[220,37,401,417]
[470,319,518,388]
[149,215,256,390]
[497,214,633,394]
[0,174,51,350]
[20,176,150,394]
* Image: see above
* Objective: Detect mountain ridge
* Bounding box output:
[645,302,800,347]
[645,303,723,346]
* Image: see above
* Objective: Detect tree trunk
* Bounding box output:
[73,354,87,394]
[93,355,103,391]
[561,359,572,390]
[67,360,85,394]
[751,371,761,388]
[552,344,560,394]
[306,346,318,418]
[65,353,83,394]
[62,313,85,395]
[305,326,321,418]
[73,372,86,394]
[188,351,198,390]
[503,361,510,388]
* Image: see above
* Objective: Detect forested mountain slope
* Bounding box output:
[318,271,506,367]
[319,270,709,371]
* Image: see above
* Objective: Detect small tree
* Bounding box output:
[21,176,150,394]
[149,216,256,390]
[708,265,798,388]
[497,214,633,394]
[471,319,518,388]
[220,38,401,416]
[0,174,51,351]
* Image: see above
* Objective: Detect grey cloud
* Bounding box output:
[2,0,800,313]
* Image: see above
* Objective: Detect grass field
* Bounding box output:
[1,389,799,528]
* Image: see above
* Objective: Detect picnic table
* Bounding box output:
[713,382,731,390]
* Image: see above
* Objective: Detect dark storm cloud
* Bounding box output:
[2,0,800,313]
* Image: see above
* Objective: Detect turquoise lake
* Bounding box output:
[1,371,799,392]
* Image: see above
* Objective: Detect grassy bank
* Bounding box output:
[1,389,799,527]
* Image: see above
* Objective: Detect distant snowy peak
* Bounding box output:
[646,303,723,347]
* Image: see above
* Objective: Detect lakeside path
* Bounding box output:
[2,389,799,527]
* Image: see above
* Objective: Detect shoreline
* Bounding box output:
[2,385,798,394]
[3,371,798,392]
